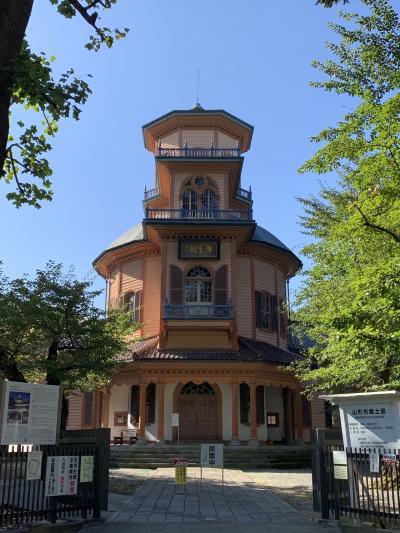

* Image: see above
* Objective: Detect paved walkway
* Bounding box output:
[82,468,341,532]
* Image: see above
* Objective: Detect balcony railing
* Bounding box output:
[236,187,252,201]
[157,147,241,159]
[144,186,160,200]
[145,207,253,221]
[164,301,233,320]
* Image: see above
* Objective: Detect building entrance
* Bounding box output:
[176,382,221,441]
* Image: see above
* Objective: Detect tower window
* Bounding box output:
[185,266,212,304]
[124,291,142,322]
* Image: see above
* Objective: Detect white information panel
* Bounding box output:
[341,402,397,449]
[171,413,179,427]
[201,444,223,468]
[0,381,61,445]
[26,451,43,480]
[45,456,79,497]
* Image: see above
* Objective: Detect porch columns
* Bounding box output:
[157,383,165,443]
[138,383,147,442]
[294,391,304,441]
[230,382,240,445]
[249,383,258,447]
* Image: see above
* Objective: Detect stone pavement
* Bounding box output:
[81,467,341,532]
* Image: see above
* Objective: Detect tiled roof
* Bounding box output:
[287,326,316,353]
[119,335,300,365]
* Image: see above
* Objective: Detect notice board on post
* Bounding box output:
[0,381,61,445]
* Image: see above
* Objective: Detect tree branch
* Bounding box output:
[354,203,400,244]
[66,0,104,38]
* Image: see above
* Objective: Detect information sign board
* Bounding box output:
[45,456,79,497]
[171,413,179,427]
[0,381,61,445]
[342,402,397,449]
[26,450,43,480]
[370,452,380,473]
[80,456,94,483]
[201,444,223,468]
[175,461,188,485]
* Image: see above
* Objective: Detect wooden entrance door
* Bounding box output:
[176,382,220,441]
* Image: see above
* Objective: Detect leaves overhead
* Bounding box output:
[1,0,129,208]
[293,0,400,394]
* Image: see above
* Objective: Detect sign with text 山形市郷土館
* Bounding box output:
[323,391,400,451]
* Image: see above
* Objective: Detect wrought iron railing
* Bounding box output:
[164,301,233,319]
[144,186,160,200]
[145,207,253,221]
[236,187,252,201]
[157,147,241,158]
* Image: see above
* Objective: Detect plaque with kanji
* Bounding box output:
[179,239,219,260]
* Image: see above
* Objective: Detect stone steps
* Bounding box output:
[110,445,311,470]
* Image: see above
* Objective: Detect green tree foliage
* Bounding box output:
[0,262,135,424]
[293,0,400,393]
[0,0,128,208]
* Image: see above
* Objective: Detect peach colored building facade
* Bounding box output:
[67,105,328,445]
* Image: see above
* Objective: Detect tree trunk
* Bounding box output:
[0,0,34,174]
[0,349,27,382]
[45,340,69,430]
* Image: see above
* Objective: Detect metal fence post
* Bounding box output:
[316,428,330,519]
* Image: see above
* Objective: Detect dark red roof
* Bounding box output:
[119,335,299,365]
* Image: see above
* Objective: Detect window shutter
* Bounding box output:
[256,386,265,425]
[130,385,140,425]
[214,265,227,305]
[170,265,183,304]
[271,295,279,331]
[134,290,142,322]
[255,290,262,328]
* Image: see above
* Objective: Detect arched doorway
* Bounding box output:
[176,382,221,441]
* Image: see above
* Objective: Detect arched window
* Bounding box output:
[201,189,217,213]
[180,382,215,395]
[182,189,197,214]
[185,266,212,304]
[124,290,142,322]
[180,176,218,218]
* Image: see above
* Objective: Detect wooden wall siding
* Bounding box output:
[254,259,277,345]
[181,129,215,148]
[165,240,231,299]
[165,329,232,349]
[160,131,180,149]
[66,392,83,429]
[142,256,162,336]
[121,259,143,294]
[172,172,226,209]
[236,257,253,337]
[217,131,238,149]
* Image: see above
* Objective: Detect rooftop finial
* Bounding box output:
[196,67,200,105]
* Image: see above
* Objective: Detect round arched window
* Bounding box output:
[185,266,212,304]
[180,176,218,218]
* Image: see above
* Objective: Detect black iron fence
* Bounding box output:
[0,428,109,529]
[312,428,400,529]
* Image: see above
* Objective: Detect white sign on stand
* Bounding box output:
[0,381,61,445]
[332,450,348,480]
[200,444,224,488]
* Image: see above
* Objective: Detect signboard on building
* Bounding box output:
[0,381,61,445]
[45,456,79,497]
[171,413,179,427]
[201,444,223,468]
[179,239,219,260]
[323,391,400,451]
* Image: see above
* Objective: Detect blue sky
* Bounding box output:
[0,0,353,305]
